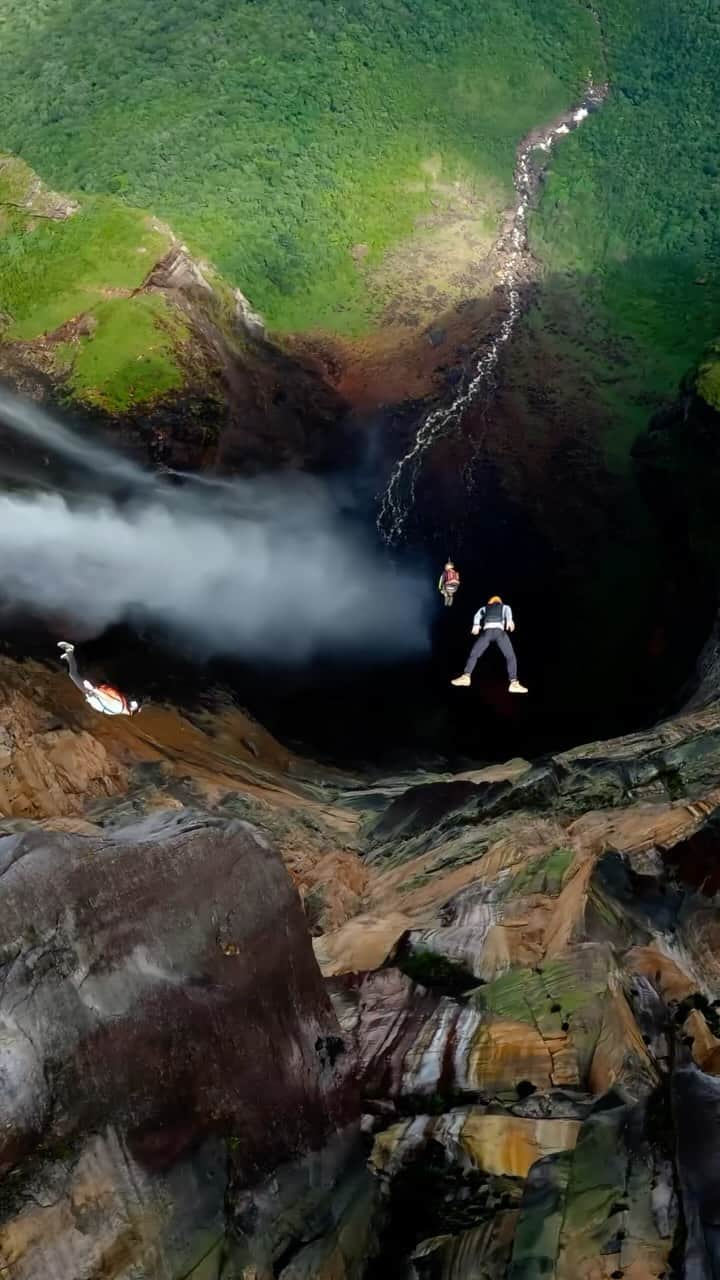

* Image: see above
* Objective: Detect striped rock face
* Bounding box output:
[314,699,720,1277]
[0,810,358,1280]
[2,660,720,1276]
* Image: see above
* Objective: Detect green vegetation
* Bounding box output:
[0,154,186,411]
[0,181,167,340]
[508,846,574,898]
[399,943,476,993]
[697,340,720,412]
[59,295,188,411]
[468,951,609,1030]
[0,0,717,434]
[0,0,600,332]
[529,0,720,467]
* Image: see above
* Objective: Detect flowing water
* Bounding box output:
[378,83,608,545]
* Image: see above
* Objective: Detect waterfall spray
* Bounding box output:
[0,391,432,659]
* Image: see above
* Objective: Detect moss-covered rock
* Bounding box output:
[508,846,574,898]
[467,946,610,1033]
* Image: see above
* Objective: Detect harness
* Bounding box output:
[86,683,130,716]
[482,601,506,629]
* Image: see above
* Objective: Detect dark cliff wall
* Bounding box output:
[0,809,357,1277]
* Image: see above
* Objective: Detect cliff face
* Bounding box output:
[0,812,358,1279]
[1,651,720,1276]
[0,154,345,477]
[322,694,720,1278]
[1,7,720,1270]
[0,661,372,1277]
[3,154,715,761]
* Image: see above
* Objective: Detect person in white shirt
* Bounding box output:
[451,595,528,693]
[58,642,140,716]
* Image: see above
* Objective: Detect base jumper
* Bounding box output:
[438,560,460,607]
[451,596,528,693]
[58,642,140,716]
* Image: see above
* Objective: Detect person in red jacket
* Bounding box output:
[58,642,141,716]
[438,560,461,607]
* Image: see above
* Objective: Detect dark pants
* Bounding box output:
[465,629,517,681]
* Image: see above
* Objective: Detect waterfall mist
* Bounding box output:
[0,391,431,661]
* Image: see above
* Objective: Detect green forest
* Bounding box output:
[528,0,720,466]
[0,0,599,332]
[0,0,718,433]
[0,155,186,409]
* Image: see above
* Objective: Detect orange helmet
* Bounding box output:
[488,595,502,604]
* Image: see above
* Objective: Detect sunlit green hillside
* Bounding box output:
[529,0,720,467]
[0,0,599,331]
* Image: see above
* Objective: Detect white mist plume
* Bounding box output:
[0,388,148,487]
[0,392,431,659]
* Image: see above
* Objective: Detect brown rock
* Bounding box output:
[314,912,413,976]
[588,985,658,1095]
[371,1108,580,1181]
[0,810,356,1277]
[467,1019,558,1094]
[684,1009,720,1074]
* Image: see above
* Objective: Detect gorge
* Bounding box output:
[1,0,720,1276]
[378,80,609,546]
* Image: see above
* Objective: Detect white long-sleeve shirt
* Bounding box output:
[473,603,514,630]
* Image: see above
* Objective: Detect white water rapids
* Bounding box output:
[378,83,607,545]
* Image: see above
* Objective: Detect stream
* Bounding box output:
[378,81,609,545]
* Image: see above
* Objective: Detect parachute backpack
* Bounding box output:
[85,683,133,716]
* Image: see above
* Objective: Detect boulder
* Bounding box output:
[0,810,357,1278]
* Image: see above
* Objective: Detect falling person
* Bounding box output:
[438,559,461,607]
[451,596,528,693]
[58,642,141,716]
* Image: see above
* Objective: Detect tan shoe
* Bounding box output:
[451,674,471,687]
[509,679,528,694]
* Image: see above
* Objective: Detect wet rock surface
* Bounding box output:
[1,656,720,1275]
[314,695,720,1277]
[0,806,357,1278]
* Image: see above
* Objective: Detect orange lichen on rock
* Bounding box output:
[466,1019,559,1094]
[684,1009,720,1075]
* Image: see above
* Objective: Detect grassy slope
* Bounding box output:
[0,0,599,333]
[529,0,720,468]
[58,296,188,411]
[0,157,186,410]
[0,180,167,339]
